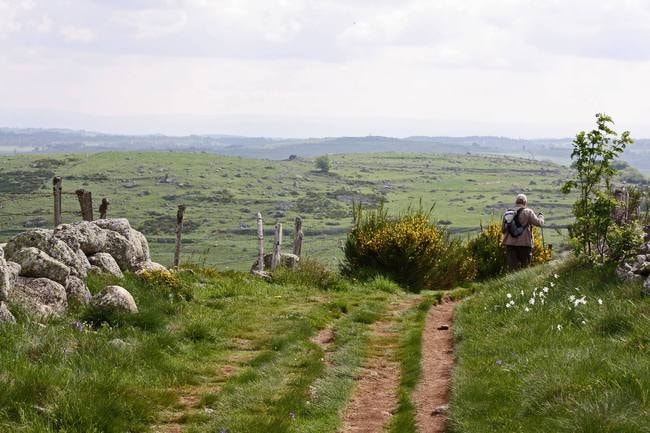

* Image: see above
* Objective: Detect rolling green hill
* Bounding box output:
[0,152,575,270]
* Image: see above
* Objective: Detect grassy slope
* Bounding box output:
[0,152,574,270]
[0,267,412,433]
[450,259,650,433]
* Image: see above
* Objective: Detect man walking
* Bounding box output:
[502,194,544,271]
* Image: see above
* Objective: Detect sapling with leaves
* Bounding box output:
[561,113,634,260]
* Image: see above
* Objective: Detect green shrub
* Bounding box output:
[606,222,643,263]
[466,221,507,280]
[341,203,476,292]
[138,269,193,301]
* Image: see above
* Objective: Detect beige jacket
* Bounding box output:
[503,205,544,247]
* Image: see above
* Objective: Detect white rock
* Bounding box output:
[4,229,89,279]
[88,253,124,279]
[10,276,68,319]
[91,285,138,314]
[10,247,71,285]
[65,276,92,305]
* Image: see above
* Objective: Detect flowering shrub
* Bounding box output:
[138,269,193,301]
[341,204,476,292]
[467,222,552,280]
[466,222,507,280]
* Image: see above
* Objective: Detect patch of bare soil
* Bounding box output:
[413,301,457,433]
[339,298,420,433]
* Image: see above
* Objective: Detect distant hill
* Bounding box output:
[1,127,649,172]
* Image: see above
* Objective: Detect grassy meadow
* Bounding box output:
[0,151,575,270]
[450,259,650,433]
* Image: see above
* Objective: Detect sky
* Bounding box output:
[1,0,650,138]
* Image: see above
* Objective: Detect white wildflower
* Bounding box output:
[550,282,555,288]
[520,290,524,296]
[581,320,587,325]
[598,298,603,305]
[554,273,559,279]
[524,307,530,312]
[529,297,535,305]
[569,295,576,302]
[507,293,512,299]
[543,287,549,293]
[557,324,563,331]
[573,296,587,307]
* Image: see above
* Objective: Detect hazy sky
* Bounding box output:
[1,0,650,137]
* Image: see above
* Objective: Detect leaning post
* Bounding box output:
[173,204,186,271]
[257,212,265,272]
[53,176,62,226]
[271,222,283,271]
[293,216,304,257]
[75,189,94,221]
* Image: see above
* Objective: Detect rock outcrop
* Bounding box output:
[91,285,138,314]
[0,218,162,321]
[0,301,15,323]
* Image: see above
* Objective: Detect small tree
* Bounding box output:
[315,155,331,173]
[561,113,633,259]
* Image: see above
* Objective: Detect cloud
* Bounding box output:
[59,25,95,43]
[112,8,188,39]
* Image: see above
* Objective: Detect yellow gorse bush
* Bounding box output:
[342,204,476,292]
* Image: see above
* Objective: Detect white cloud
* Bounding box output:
[59,25,95,43]
[112,8,188,39]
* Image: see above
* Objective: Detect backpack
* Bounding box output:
[502,208,526,237]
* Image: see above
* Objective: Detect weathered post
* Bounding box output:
[99,198,110,219]
[271,222,283,271]
[173,204,186,270]
[75,189,93,221]
[257,212,264,272]
[52,176,62,226]
[293,216,304,257]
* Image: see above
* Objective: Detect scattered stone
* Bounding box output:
[109,338,133,349]
[10,277,68,319]
[10,247,71,285]
[88,253,124,279]
[251,253,300,272]
[431,404,448,416]
[0,254,10,302]
[437,324,450,330]
[91,285,138,314]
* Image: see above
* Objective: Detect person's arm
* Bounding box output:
[526,209,544,227]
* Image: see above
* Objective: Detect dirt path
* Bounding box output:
[339,298,420,433]
[413,301,457,433]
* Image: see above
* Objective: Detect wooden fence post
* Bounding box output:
[271,222,282,271]
[293,216,303,257]
[257,212,265,272]
[53,177,62,226]
[99,198,110,219]
[75,189,93,221]
[173,204,186,270]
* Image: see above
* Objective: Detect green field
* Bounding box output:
[0,152,575,270]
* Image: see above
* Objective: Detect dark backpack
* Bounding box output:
[502,208,526,237]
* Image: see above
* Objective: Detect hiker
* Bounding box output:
[502,194,544,271]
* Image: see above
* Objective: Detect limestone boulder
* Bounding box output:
[10,276,68,319]
[6,261,21,288]
[88,253,124,279]
[4,229,89,279]
[0,301,15,324]
[645,277,650,290]
[94,219,151,268]
[134,261,168,275]
[91,285,138,314]
[10,247,71,285]
[65,276,92,305]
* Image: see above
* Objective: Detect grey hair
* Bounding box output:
[516,194,528,205]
